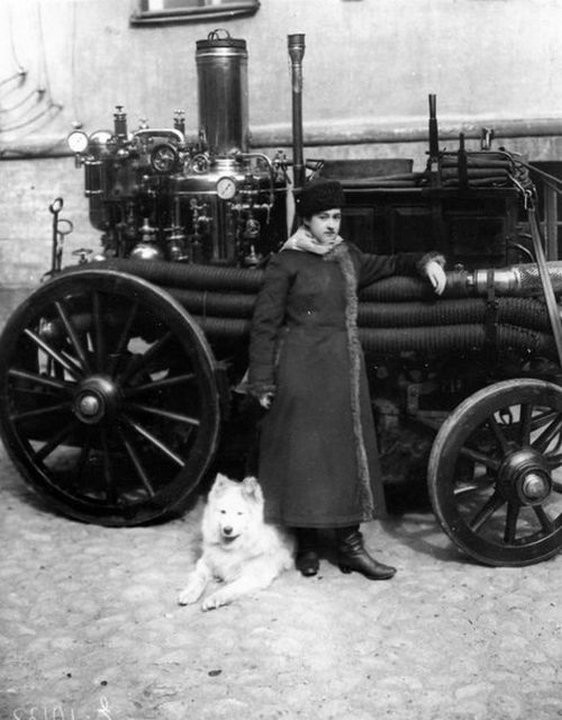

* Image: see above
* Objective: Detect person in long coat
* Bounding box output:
[248,179,446,579]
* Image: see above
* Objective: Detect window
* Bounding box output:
[131,0,260,25]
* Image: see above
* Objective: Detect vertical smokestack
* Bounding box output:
[196,31,249,157]
[428,93,439,162]
[288,33,306,191]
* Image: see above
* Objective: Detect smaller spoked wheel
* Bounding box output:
[428,379,562,566]
[0,269,221,526]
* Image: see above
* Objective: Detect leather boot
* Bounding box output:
[336,526,396,580]
[295,528,320,577]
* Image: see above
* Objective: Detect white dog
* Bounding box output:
[178,474,295,611]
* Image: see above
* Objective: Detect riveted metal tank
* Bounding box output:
[196,30,249,157]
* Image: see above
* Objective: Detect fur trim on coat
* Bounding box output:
[323,243,375,520]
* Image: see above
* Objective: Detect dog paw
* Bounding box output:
[178,586,202,606]
[201,591,231,611]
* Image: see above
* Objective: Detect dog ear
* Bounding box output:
[241,476,263,503]
[210,473,231,496]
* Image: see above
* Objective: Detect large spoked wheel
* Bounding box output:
[428,379,562,566]
[0,269,221,526]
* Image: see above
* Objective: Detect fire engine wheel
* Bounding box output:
[428,379,562,566]
[0,269,221,526]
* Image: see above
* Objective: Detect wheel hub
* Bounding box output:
[73,375,120,425]
[498,447,552,506]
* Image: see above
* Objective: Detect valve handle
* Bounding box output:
[56,218,74,236]
[71,248,93,265]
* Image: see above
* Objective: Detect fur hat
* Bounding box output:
[295,179,345,218]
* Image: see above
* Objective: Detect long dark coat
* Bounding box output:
[248,241,428,528]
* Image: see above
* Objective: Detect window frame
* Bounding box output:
[131,0,260,25]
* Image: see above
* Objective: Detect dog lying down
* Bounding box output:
[178,474,295,611]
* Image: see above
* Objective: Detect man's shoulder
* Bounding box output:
[267,249,315,267]
[343,241,362,255]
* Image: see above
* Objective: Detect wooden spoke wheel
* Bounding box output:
[0,269,221,526]
[428,379,562,566]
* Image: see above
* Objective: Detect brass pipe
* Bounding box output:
[464,262,562,297]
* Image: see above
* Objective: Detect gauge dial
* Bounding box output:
[150,143,179,174]
[216,176,237,200]
[67,130,89,153]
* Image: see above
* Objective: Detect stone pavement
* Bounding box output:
[1,441,561,720]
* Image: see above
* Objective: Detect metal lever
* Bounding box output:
[48,197,74,275]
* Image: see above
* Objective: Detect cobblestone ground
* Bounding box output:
[1,291,562,720]
[1,443,562,720]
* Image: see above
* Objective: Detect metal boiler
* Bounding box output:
[67,30,288,267]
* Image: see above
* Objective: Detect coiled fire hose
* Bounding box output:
[527,199,562,366]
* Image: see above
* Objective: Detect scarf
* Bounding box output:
[280,226,344,255]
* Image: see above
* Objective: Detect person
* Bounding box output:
[248,179,446,580]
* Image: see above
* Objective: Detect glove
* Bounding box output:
[258,391,275,409]
[424,259,447,295]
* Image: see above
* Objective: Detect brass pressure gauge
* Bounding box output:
[216,176,237,200]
